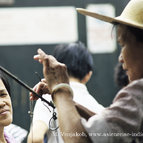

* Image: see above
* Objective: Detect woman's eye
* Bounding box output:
[0,93,7,97]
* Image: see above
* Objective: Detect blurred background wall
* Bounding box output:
[0,0,130,141]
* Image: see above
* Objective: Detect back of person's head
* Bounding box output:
[53,41,93,80]
[0,71,11,95]
[114,62,129,88]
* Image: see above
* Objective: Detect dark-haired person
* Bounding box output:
[0,72,16,143]
[28,42,104,143]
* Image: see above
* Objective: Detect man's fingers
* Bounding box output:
[29,92,39,100]
[29,81,51,101]
[34,49,47,62]
[37,48,47,59]
[33,55,40,60]
[33,55,43,63]
[41,78,46,83]
[34,48,58,67]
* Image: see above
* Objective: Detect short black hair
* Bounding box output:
[0,70,11,96]
[53,41,93,80]
[114,62,129,88]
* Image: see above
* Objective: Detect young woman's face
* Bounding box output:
[0,79,12,127]
[118,25,143,82]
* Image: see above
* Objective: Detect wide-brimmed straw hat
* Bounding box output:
[77,0,143,30]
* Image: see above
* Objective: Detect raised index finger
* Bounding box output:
[37,48,47,59]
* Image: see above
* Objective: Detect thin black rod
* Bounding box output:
[0,66,55,109]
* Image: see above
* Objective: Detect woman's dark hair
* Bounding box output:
[0,71,11,96]
[53,41,93,80]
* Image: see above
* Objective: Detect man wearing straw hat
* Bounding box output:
[31,0,143,143]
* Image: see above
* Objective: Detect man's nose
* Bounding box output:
[118,53,123,63]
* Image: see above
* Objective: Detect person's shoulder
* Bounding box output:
[120,78,143,92]
[114,78,143,103]
[129,78,143,86]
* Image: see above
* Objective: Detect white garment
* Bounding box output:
[71,82,104,114]
[33,81,104,143]
[4,124,28,143]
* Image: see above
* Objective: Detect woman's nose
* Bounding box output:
[0,101,6,108]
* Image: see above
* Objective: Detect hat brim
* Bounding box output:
[76,8,143,30]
